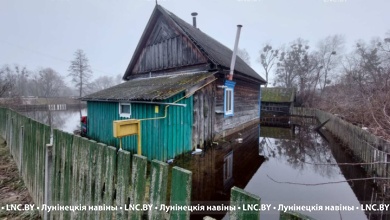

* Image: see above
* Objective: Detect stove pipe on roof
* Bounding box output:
[191,12,198,28]
[228,24,243,81]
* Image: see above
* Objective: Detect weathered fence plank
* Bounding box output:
[86,140,97,219]
[70,135,81,219]
[94,142,104,219]
[229,187,260,220]
[149,159,169,220]
[170,167,192,220]
[0,107,276,220]
[130,154,148,219]
[292,107,390,193]
[103,146,117,219]
[116,149,132,220]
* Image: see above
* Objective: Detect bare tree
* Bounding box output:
[68,49,92,117]
[88,76,117,94]
[0,65,15,98]
[315,35,345,93]
[274,39,323,106]
[35,68,66,97]
[0,64,31,108]
[275,39,311,89]
[114,73,123,85]
[258,44,279,87]
[319,35,390,139]
[237,48,251,66]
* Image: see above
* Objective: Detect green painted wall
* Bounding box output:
[86,93,193,161]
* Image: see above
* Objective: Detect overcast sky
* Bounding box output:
[1,0,389,85]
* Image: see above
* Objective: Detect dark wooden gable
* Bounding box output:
[130,11,208,75]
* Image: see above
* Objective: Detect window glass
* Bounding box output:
[119,103,131,117]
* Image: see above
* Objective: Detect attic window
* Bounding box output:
[224,80,236,117]
[119,103,131,118]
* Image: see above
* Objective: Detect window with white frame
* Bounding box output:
[225,88,233,115]
[119,103,131,118]
[224,80,236,117]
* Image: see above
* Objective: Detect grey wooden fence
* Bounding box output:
[0,107,266,220]
[292,107,390,193]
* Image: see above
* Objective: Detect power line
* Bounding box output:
[0,39,116,76]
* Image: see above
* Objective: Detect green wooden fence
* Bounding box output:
[0,107,268,220]
[1,108,50,217]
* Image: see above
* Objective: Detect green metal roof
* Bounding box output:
[81,72,215,102]
[261,87,295,103]
[260,126,294,140]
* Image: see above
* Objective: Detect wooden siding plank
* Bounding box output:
[158,42,163,69]
[167,38,171,68]
[163,40,168,69]
[172,36,177,67]
[177,36,182,66]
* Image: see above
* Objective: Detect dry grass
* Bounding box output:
[0,138,40,220]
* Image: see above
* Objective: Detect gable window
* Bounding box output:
[119,103,131,118]
[224,80,236,117]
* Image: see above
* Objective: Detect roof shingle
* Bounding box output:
[159,6,265,82]
[82,72,215,101]
[261,87,296,103]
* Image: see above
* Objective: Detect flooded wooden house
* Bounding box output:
[81,5,266,161]
[260,87,295,116]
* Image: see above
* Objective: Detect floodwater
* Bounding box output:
[19,109,389,220]
[174,117,388,220]
[21,108,86,133]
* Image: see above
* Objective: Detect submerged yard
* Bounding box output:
[174,117,388,220]
[6,108,390,220]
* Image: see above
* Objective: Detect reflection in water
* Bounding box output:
[260,125,339,180]
[22,109,86,133]
[174,124,264,220]
[175,118,387,220]
[322,130,388,220]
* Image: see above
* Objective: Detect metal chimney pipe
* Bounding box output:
[191,12,198,28]
[228,24,242,81]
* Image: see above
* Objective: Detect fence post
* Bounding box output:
[19,126,24,175]
[130,154,147,220]
[116,149,132,220]
[44,143,53,220]
[229,187,260,220]
[170,167,192,220]
[148,160,169,220]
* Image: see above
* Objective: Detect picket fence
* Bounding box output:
[0,107,268,220]
[292,107,390,193]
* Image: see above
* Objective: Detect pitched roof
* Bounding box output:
[123,5,266,84]
[81,72,215,102]
[261,87,296,103]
